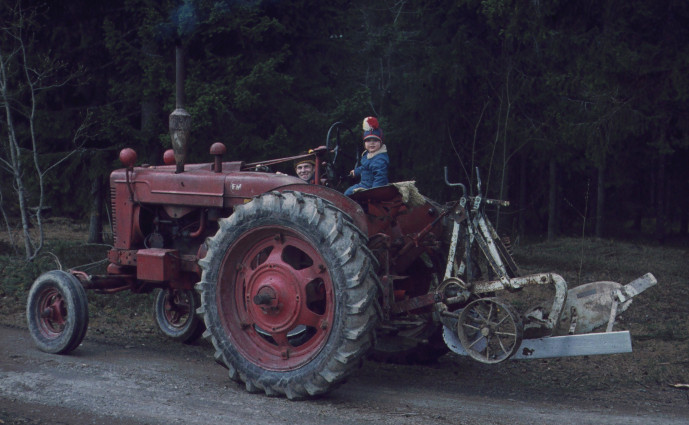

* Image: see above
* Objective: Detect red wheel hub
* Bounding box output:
[247,263,303,333]
[163,290,192,328]
[218,226,334,371]
[37,287,67,338]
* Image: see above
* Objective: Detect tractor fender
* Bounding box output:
[273,183,368,234]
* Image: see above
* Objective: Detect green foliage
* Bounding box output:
[2,0,689,242]
[0,239,108,297]
[0,257,44,297]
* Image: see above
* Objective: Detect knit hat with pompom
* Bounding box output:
[362,116,383,142]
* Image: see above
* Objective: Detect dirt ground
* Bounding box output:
[1,226,688,424]
[1,323,688,425]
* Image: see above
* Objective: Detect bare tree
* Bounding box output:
[0,2,90,261]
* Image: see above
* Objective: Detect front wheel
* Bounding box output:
[197,191,379,399]
[26,270,89,354]
[154,289,204,343]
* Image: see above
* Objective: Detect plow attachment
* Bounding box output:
[441,273,657,362]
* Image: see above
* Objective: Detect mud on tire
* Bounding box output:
[196,191,379,399]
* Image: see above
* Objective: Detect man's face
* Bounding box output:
[296,162,314,181]
[364,138,382,154]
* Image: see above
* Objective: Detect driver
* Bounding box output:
[344,116,389,196]
[294,157,316,184]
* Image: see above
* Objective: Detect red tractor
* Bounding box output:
[26,120,657,400]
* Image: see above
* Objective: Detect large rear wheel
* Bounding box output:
[197,191,379,399]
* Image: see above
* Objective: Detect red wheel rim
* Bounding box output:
[36,286,67,339]
[218,226,334,371]
[163,290,192,328]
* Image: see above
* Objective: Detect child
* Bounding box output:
[344,117,389,196]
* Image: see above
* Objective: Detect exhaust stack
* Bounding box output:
[169,43,191,173]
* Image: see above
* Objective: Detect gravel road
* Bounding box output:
[1,325,687,425]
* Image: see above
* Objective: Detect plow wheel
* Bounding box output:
[154,289,204,343]
[26,270,89,354]
[457,298,522,364]
[197,191,379,399]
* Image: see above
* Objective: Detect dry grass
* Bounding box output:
[0,217,106,244]
[509,237,689,394]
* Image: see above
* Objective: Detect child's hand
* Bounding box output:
[349,170,354,177]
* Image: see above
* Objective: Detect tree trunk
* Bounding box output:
[88,175,103,243]
[2,57,33,259]
[655,154,666,244]
[142,37,161,164]
[142,97,159,162]
[547,158,558,241]
[681,195,689,236]
[518,152,527,240]
[594,161,605,238]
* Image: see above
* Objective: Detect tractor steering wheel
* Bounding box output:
[325,122,343,168]
[325,122,358,186]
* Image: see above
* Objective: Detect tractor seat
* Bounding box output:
[348,181,426,207]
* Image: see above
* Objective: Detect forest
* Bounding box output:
[2,0,688,252]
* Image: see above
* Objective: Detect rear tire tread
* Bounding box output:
[197,191,380,399]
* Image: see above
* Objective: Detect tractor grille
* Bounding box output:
[110,185,117,244]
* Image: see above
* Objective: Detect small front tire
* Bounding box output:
[26,270,89,354]
[154,288,204,343]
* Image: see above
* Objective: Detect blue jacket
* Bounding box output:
[345,146,389,195]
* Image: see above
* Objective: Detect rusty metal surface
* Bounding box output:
[389,292,438,314]
[136,249,180,282]
[472,273,568,331]
[113,167,227,207]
